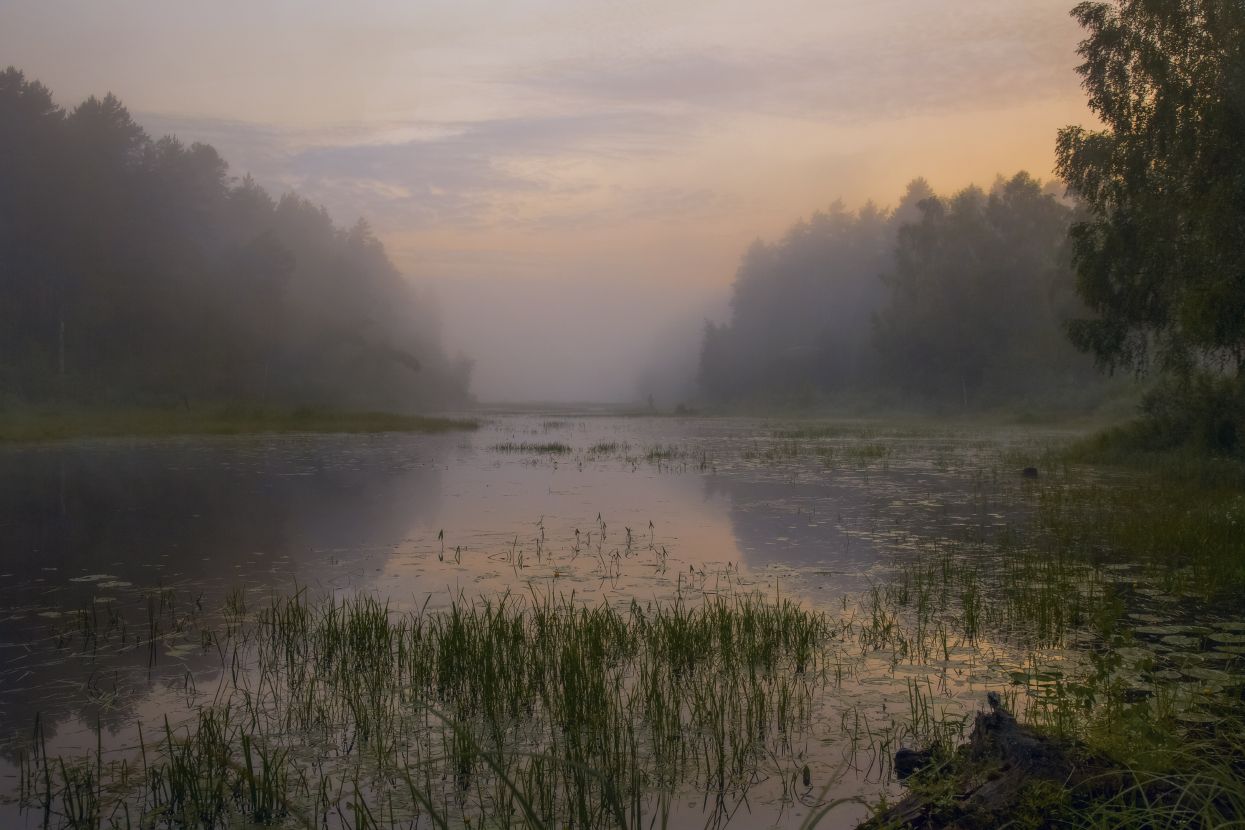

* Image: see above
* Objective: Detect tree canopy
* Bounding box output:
[1056,0,1245,377]
[697,175,1096,408]
[698,181,929,403]
[875,173,1088,403]
[0,68,471,409]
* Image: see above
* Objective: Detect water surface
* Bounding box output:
[2,414,1236,828]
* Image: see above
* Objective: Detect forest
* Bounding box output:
[0,68,472,412]
[698,173,1107,411]
[699,0,1245,462]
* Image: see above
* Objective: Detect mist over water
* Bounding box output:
[432,274,728,404]
[0,0,1093,408]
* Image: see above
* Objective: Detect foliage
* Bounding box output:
[699,174,1101,409]
[874,173,1093,405]
[1133,373,1245,456]
[0,68,472,409]
[1055,0,1245,378]
[698,181,929,403]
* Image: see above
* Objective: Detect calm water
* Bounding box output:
[0,413,1204,828]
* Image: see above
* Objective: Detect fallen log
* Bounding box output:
[859,692,1125,829]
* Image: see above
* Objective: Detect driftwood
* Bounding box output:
[859,693,1122,829]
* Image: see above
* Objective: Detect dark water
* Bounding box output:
[0,414,1125,827]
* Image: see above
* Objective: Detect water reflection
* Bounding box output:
[0,434,454,592]
[0,416,1084,829]
[0,418,1032,743]
[0,434,452,746]
[704,435,1028,600]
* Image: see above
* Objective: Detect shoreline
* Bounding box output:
[0,406,479,443]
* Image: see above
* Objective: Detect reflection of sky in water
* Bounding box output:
[0,417,1052,724]
[0,416,1099,828]
[0,416,1057,609]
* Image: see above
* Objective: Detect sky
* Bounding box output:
[0,0,1093,402]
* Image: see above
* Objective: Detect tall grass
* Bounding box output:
[866,461,1245,827]
[18,588,849,829]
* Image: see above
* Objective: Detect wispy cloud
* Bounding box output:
[36,0,1090,401]
[140,108,723,235]
[511,17,1077,124]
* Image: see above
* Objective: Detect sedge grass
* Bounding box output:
[18,587,849,829]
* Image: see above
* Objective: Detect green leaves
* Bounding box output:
[1057,0,1245,377]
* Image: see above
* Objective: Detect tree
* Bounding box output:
[873,173,1085,405]
[0,68,473,409]
[696,175,1095,408]
[1056,0,1245,378]
[695,182,924,403]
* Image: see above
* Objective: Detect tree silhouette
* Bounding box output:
[0,68,471,409]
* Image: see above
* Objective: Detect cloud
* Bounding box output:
[492,0,1080,125]
[138,108,724,238]
[118,0,1082,270]
[513,42,1074,126]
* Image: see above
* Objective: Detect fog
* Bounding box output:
[432,274,727,404]
[0,0,1098,408]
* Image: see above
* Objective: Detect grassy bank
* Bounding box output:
[1065,425,1245,490]
[866,434,1245,828]
[0,406,479,443]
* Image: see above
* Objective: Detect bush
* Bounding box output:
[1135,374,1245,457]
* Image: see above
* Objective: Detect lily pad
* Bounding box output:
[1181,666,1237,684]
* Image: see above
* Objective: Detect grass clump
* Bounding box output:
[643,445,683,461]
[587,441,628,455]
[18,588,845,829]
[1029,480,1245,601]
[490,441,573,454]
[844,442,891,462]
[0,406,477,443]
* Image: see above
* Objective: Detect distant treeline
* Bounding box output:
[0,68,471,410]
[699,173,1103,409]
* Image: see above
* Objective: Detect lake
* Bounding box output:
[2,414,1240,829]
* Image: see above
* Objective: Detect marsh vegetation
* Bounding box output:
[1,415,1241,829]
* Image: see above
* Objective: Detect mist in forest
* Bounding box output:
[0,0,1100,409]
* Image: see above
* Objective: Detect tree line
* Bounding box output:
[698,173,1100,409]
[0,68,471,411]
[703,0,1245,454]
